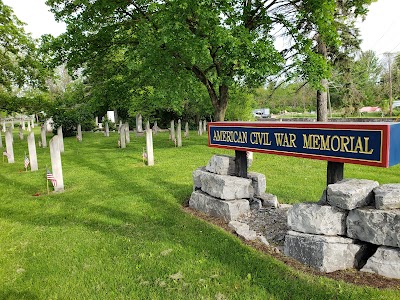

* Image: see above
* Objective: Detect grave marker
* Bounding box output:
[22,120,25,130]
[203,120,207,133]
[198,120,203,135]
[77,124,82,142]
[19,125,23,140]
[185,122,189,138]
[136,114,143,133]
[119,124,126,148]
[27,121,31,132]
[31,119,34,128]
[57,126,64,153]
[5,131,14,163]
[27,132,38,171]
[145,121,154,166]
[153,121,158,135]
[170,120,175,141]
[125,122,130,143]
[8,126,13,143]
[104,122,109,137]
[41,125,47,148]
[2,120,5,132]
[177,119,182,147]
[49,135,64,192]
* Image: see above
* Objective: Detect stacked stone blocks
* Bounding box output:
[284,179,400,279]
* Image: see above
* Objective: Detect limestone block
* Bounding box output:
[284,231,363,273]
[192,167,206,190]
[361,246,400,279]
[255,193,279,208]
[189,190,250,221]
[374,184,400,209]
[199,171,253,200]
[287,203,348,235]
[205,155,236,176]
[247,172,266,197]
[347,208,400,248]
[327,179,379,210]
[228,221,257,241]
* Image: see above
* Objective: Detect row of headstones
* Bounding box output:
[284,179,400,279]
[1,125,64,192]
[2,119,35,133]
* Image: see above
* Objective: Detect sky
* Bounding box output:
[3,0,400,56]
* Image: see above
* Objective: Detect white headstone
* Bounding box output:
[57,126,64,153]
[198,120,203,135]
[27,121,31,132]
[153,121,158,135]
[177,119,182,147]
[104,122,110,137]
[41,125,47,148]
[8,126,13,143]
[146,123,154,166]
[136,114,143,133]
[31,119,35,128]
[5,131,14,163]
[22,120,26,130]
[185,122,189,138]
[125,122,130,143]
[49,135,64,192]
[170,120,175,141]
[27,132,38,171]
[119,124,126,148]
[19,126,24,140]
[77,124,82,142]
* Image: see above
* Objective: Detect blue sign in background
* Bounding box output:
[209,126,383,164]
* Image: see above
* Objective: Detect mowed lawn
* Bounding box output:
[0,128,399,299]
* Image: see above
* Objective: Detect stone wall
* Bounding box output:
[284,179,400,279]
[189,155,280,241]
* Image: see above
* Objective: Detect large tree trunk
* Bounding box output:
[317,79,328,122]
[316,37,328,122]
[212,85,229,121]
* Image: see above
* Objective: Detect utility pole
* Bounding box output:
[384,52,394,117]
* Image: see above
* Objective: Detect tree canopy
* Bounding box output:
[0,0,46,113]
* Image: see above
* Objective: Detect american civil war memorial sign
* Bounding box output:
[208,122,400,168]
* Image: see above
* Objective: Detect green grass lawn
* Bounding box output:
[0,128,399,299]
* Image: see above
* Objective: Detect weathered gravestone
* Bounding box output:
[41,125,47,148]
[136,114,143,133]
[125,122,130,143]
[170,120,175,141]
[27,121,31,132]
[57,126,64,153]
[176,119,182,147]
[184,122,189,138]
[19,125,24,140]
[5,131,14,163]
[77,124,82,142]
[104,122,110,137]
[145,121,154,166]
[119,124,126,148]
[49,135,64,192]
[27,132,38,171]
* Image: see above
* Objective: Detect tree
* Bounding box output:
[46,0,368,121]
[0,1,44,91]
